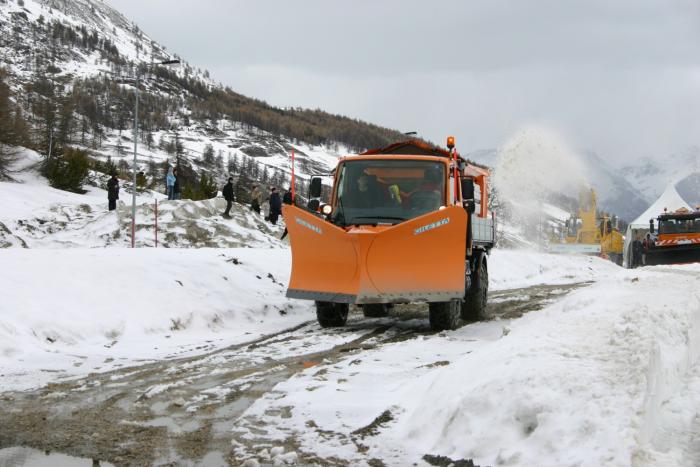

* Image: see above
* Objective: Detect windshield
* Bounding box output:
[332,159,446,226]
[658,217,700,235]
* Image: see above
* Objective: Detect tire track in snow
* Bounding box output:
[0,282,586,466]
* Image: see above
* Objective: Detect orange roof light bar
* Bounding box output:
[447,136,455,150]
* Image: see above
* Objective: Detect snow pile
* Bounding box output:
[0,248,311,391]
[488,249,618,290]
[233,263,700,467]
[388,265,700,466]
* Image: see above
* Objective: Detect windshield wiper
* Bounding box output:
[348,216,406,225]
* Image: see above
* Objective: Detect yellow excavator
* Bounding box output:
[550,188,624,264]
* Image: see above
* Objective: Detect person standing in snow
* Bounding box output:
[282,187,293,205]
[107,173,119,211]
[166,167,175,200]
[642,232,653,265]
[632,236,643,268]
[222,177,235,218]
[268,187,282,225]
[280,188,293,239]
[250,184,262,214]
[172,167,181,200]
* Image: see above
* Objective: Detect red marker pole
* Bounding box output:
[453,149,459,204]
[291,149,296,205]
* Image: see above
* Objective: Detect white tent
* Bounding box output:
[623,184,693,267]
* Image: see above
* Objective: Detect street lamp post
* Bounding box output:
[131,59,180,248]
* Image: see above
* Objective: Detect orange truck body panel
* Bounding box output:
[656,232,700,246]
[283,204,467,304]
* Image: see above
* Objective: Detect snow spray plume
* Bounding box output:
[492,126,588,245]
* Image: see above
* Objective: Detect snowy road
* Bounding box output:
[0,283,581,466]
[2,247,698,467]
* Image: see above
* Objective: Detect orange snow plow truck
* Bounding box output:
[282,138,495,331]
[645,208,700,265]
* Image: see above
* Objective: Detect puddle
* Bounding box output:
[140,416,200,434]
[0,447,115,467]
[199,451,227,466]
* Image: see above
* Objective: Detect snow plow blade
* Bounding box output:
[645,244,700,266]
[283,205,467,304]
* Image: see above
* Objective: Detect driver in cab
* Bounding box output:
[344,173,380,208]
[388,167,444,212]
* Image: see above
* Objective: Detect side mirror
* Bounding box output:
[461,178,475,214]
[649,219,654,234]
[309,177,322,199]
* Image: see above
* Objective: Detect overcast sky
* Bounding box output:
[107,0,699,164]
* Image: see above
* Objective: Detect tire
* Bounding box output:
[428,300,461,331]
[362,304,389,318]
[316,301,349,328]
[462,256,488,322]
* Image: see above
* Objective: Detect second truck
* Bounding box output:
[282,138,495,331]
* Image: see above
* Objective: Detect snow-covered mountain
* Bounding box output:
[578,149,649,221]
[620,146,700,209]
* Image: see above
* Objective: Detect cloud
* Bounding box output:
[107,0,700,163]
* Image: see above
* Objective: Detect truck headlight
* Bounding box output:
[321,204,333,215]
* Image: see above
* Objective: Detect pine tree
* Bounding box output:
[199,172,217,199]
[0,69,29,180]
[105,155,117,175]
[228,153,238,174]
[42,147,90,193]
[215,150,224,172]
[202,143,215,167]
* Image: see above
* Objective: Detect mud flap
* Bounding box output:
[283,205,467,304]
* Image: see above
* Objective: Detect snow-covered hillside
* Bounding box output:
[620,146,700,208]
[0,0,407,212]
[0,149,287,248]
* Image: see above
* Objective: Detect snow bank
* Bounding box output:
[0,248,312,391]
[385,265,700,466]
[489,249,619,290]
[234,264,700,466]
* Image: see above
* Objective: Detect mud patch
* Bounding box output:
[423,453,478,467]
[352,410,394,438]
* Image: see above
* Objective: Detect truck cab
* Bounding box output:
[645,208,700,265]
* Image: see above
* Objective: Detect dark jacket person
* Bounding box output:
[283,188,293,205]
[107,174,119,211]
[269,188,282,225]
[222,177,235,218]
[172,168,181,200]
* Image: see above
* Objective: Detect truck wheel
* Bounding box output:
[462,258,488,321]
[316,301,349,328]
[362,304,389,318]
[428,300,461,331]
